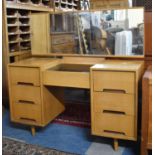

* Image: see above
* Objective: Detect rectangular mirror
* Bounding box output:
[50,8,144,56]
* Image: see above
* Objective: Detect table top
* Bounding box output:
[91,60,144,72]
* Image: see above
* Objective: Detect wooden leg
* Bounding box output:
[31,126,36,136]
[114,139,119,151]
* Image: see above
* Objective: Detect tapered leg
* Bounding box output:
[31,126,35,136]
[114,139,119,151]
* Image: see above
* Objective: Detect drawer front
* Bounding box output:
[11,85,41,105]
[109,0,125,7]
[43,70,90,89]
[52,35,74,45]
[93,113,135,138]
[12,103,42,125]
[52,43,75,53]
[93,92,135,115]
[93,71,135,94]
[91,1,108,9]
[9,67,40,86]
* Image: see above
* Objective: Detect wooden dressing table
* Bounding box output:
[8,57,144,150]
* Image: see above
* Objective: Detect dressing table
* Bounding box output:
[8,57,144,150]
[7,7,145,150]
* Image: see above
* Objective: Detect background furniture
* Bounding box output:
[141,66,152,155]
[90,0,129,9]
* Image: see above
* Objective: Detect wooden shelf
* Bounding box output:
[20,39,31,42]
[9,50,31,56]
[8,32,19,35]
[9,41,19,43]
[54,0,79,11]
[8,24,19,27]
[7,3,54,12]
[51,31,75,35]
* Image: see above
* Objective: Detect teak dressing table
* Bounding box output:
[6,7,146,151]
[8,57,144,150]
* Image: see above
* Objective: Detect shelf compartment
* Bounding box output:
[9,35,19,43]
[6,3,53,11]
[73,5,78,9]
[9,42,20,52]
[73,0,78,4]
[31,0,42,5]
[6,0,17,3]
[18,10,30,17]
[7,18,18,26]
[17,0,30,4]
[7,9,18,17]
[67,4,73,9]
[8,26,19,34]
[67,0,72,3]
[20,42,31,50]
[61,0,67,2]
[42,0,51,7]
[60,3,67,9]
[19,18,30,25]
[55,2,59,8]
[20,34,31,40]
[20,34,31,42]
[19,26,30,33]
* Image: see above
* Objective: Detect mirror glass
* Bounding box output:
[50,8,144,56]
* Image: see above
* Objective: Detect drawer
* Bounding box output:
[12,102,42,125]
[114,0,129,7]
[52,35,74,45]
[9,67,40,86]
[91,1,108,9]
[43,64,90,89]
[52,43,75,53]
[93,71,135,94]
[11,85,41,105]
[93,113,135,139]
[93,92,135,115]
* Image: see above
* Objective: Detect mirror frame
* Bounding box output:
[33,7,145,58]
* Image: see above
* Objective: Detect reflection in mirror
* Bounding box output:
[50,13,77,54]
[50,8,144,56]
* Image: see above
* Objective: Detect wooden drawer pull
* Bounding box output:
[17,82,34,86]
[103,89,126,94]
[18,100,35,104]
[20,117,36,122]
[103,110,126,115]
[104,130,126,135]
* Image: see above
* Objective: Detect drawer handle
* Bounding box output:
[17,82,34,86]
[104,130,126,136]
[18,100,35,104]
[103,89,126,94]
[20,117,36,122]
[103,110,126,115]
